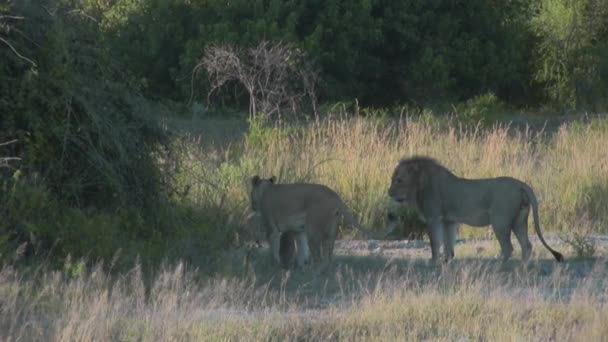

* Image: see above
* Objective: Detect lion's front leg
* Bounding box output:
[442,221,457,262]
[294,232,311,269]
[269,231,282,266]
[427,219,444,264]
[279,232,297,269]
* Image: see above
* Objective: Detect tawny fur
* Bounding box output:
[388,156,563,263]
[249,176,372,272]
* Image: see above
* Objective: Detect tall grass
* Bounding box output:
[2,115,607,340]
[1,258,606,341]
[177,114,608,240]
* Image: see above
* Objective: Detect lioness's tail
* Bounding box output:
[521,184,564,262]
[336,202,391,239]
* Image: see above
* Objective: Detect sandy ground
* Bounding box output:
[204,234,608,327]
[242,235,608,294]
[333,235,608,260]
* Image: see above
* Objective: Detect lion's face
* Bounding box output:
[250,175,276,211]
[388,163,417,203]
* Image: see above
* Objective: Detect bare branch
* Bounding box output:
[66,9,99,23]
[187,61,206,106]
[0,139,19,147]
[0,140,21,170]
[0,15,25,20]
[0,36,37,70]
[193,41,319,119]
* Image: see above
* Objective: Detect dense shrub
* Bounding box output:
[1,1,166,208]
[66,0,608,111]
[0,1,181,267]
[530,0,608,109]
[177,0,533,107]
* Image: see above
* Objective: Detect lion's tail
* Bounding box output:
[521,184,564,262]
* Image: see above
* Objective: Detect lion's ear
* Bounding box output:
[269,176,276,183]
[251,175,261,186]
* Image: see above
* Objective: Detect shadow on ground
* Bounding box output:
[244,247,607,308]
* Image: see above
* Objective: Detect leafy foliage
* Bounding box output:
[68,0,608,111]
[530,0,608,108]
[1,0,166,209]
[0,1,192,267]
[455,93,506,124]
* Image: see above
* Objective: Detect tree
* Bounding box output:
[195,41,319,119]
[530,0,608,108]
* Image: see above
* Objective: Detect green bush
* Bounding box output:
[455,93,506,123]
[0,170,234,271]
[0,1,182,268]
[530,0,608,109]
[176,0,535,107]
[0,0,167,210]
[42,0,606,110]
[0,174,123,262]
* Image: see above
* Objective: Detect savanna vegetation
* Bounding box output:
[1,0,608,340]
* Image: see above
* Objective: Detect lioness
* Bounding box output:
[388,156,564,263]
[249,175,373,271]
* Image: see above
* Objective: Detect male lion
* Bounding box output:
[249,175,374,271]
[387,156,564,263]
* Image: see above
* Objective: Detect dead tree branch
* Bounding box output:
[0,140,21,171]
[0,139,19,147]
[1,12,37,70]
[0,36,37,69]
[194,41,319,119]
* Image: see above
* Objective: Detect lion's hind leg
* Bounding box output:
[309,210,338,275]
[491,221,514,263]
[442,221,457,262]
[512,204,532,262]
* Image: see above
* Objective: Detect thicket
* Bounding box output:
[84,0,608,111]
[0,1,233,270]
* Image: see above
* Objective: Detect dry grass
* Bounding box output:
[1,256,607,341]
[178,114,608,238]
[3,115,605,341]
